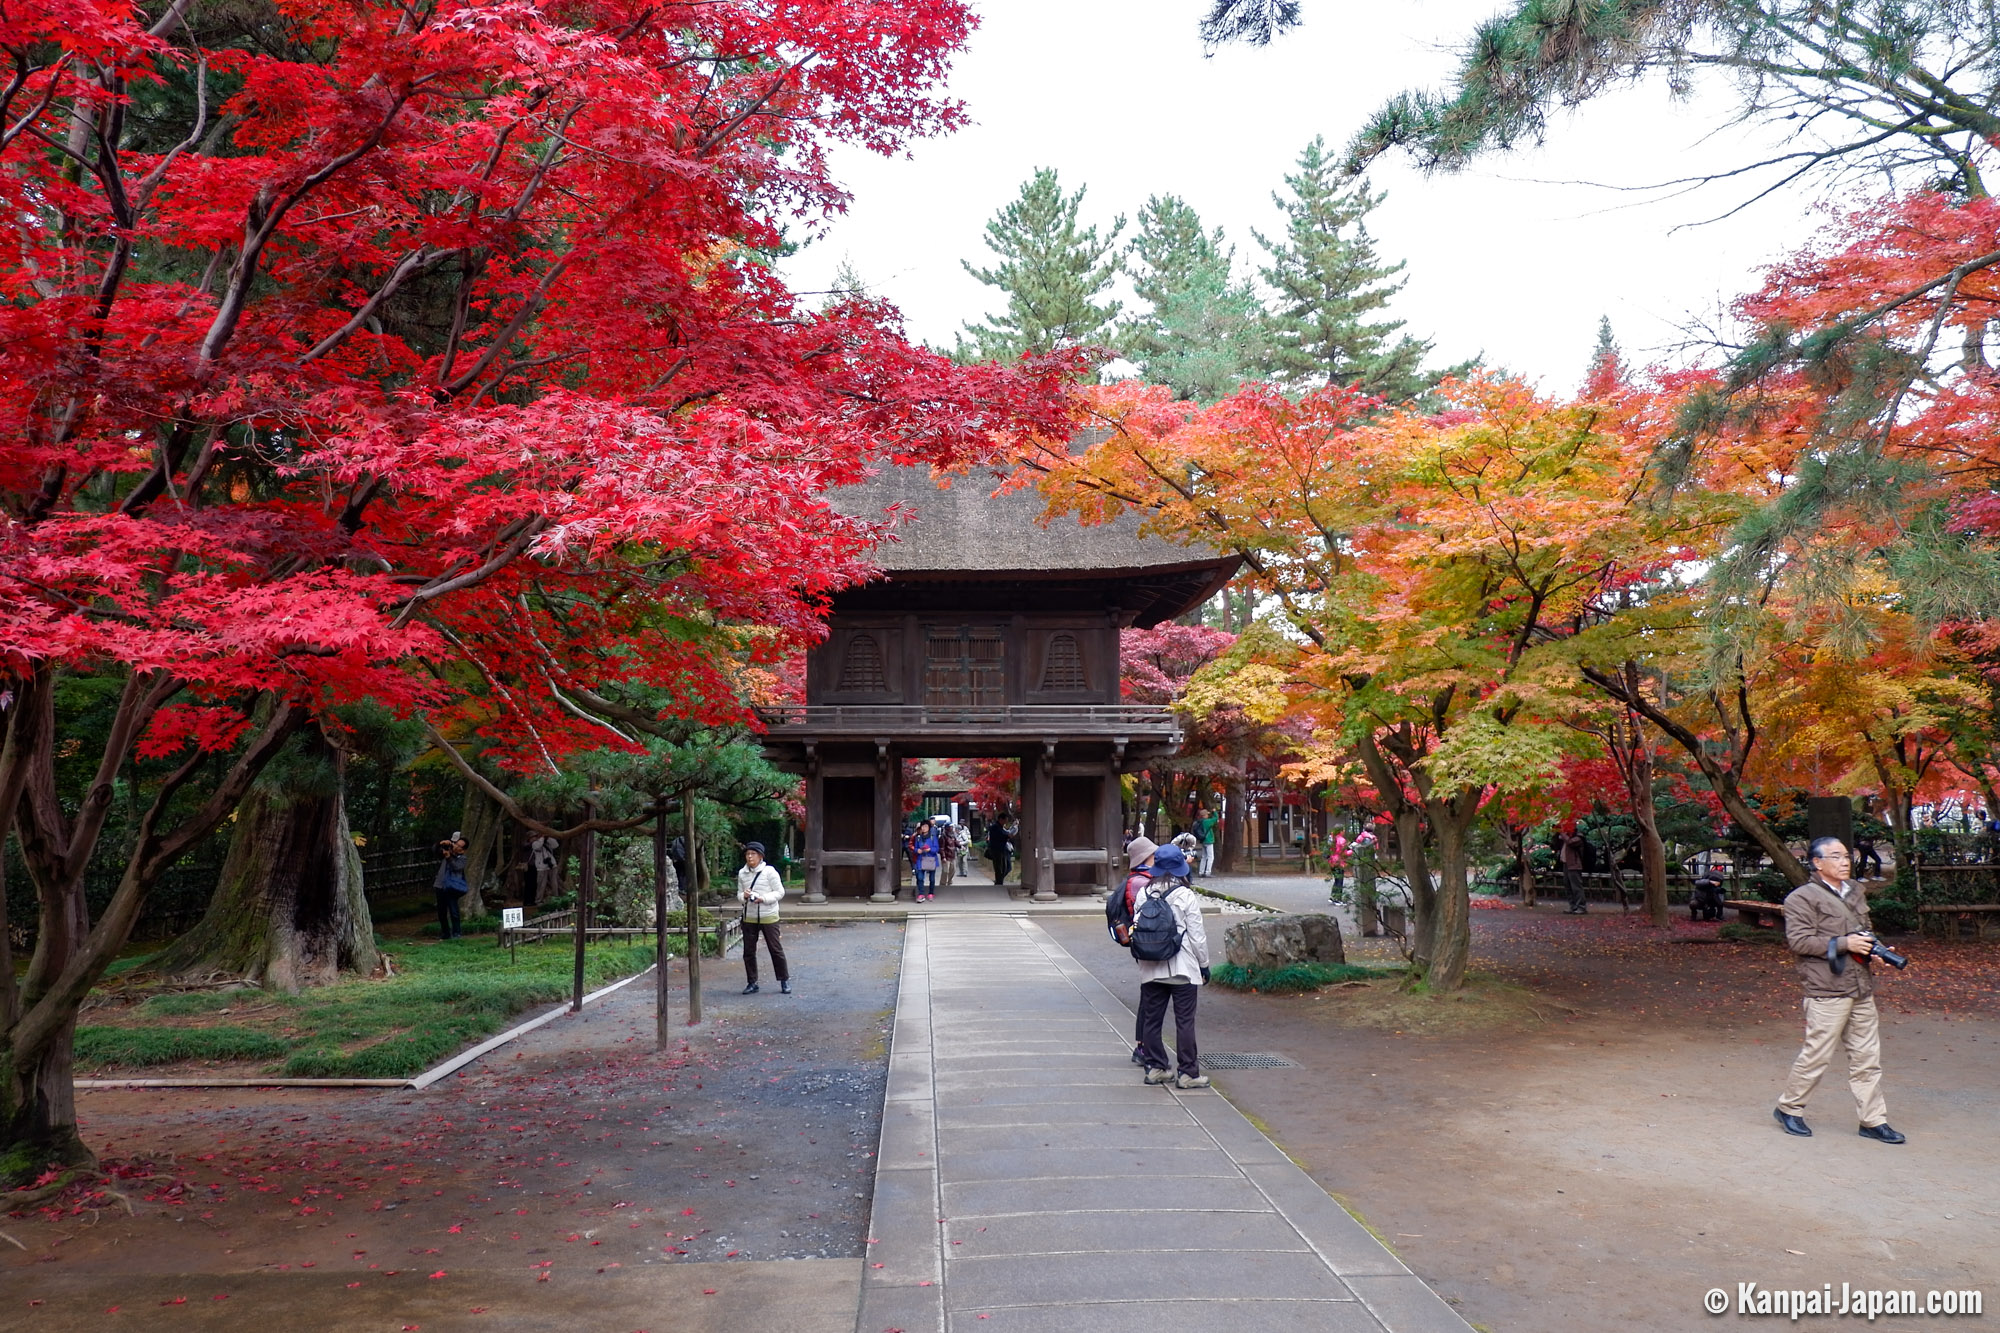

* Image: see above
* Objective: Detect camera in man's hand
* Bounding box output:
[438,836,467,858]
[1861,933,1909,970]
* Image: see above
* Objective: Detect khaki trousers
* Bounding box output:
[1779,995,1887,1126]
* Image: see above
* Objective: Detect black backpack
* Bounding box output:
[1128,882,1185,962]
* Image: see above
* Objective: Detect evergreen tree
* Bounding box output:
[820,257,869,312]
[1583,315,1625,399]
[957,168,1123,363]
[1254,137,1433,402]
[1122,195,1268,402]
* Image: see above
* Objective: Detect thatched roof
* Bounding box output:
[830,462,1228,580]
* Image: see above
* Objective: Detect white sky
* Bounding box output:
[783,0,1860,395]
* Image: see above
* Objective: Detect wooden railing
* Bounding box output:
[500,906,742,957]
[757,704,1178,730]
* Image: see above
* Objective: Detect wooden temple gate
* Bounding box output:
[758,461,1238,902]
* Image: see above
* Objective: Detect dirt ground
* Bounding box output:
[3,920,904,1331]
[1046,899,2000,1333]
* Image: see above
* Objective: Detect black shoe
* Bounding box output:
[1858,1123,1906,1144]
[780,980,792,994]
[1774,1108,1812,1137]
[1130,1046,1146,1066]
[742,983,760,995]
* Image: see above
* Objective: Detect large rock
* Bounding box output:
[1223,913,1346,970]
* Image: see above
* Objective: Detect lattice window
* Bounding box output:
[1039,633,1086,691]
[837,634,888,692]
[924,626,1005,705]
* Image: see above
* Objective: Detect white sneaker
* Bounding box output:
[1175,1072,1211,1090]
[1143,1066,1174,1085]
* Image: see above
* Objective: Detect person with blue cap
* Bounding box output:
[1127,843,1210,1090]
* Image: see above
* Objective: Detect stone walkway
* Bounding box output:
[858,915,1474,1333]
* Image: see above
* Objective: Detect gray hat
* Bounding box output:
[1125,836,1159,868]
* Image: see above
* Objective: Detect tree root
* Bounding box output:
[0,1168,90,1210]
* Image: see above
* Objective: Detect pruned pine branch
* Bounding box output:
[1345,1,2000,201]
[1199,0,1303,48]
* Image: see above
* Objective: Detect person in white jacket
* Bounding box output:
[736,842,790,995]
[1129,844,1210,1089]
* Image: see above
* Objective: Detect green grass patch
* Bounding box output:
[1209,961,1400,993]
[139,990,258,1017]
[80,936,659,1077]
[74,1025,290,1066]
[1719,923,1784,945]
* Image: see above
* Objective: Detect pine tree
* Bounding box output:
[1254,137,1433,402]
[1583,315,1625,399]
[1122,195,1268,402]
[821,257,869,312]
[957,168,1124,363]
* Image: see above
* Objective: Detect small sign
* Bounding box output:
[501,907,524,930]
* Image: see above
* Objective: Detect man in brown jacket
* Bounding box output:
[1774,838,1905,1143]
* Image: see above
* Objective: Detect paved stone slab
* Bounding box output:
[937,1084,1179,1108]
[937,1101,1194,1129]
[948,1240,1360,1304]
[940,1120,1217,1153]
[932,1052,1136,1073]
[944,1207,1311,1257]
[1346,1275,1486,1333]
[941,1174,1278,1220]
[946,1300,1384,1333]
[948,1248,1356,1309]
[855,915,1474,1333]
[937,1145,1240,1185]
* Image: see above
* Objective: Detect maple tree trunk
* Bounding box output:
[155,733,378,992]
[1,1011,88,1178]
[1582,668,1808,886]
[1624,743,1670,927]
[1509,823,1537,907]
[1709,772,1808,887]
[1421,807,1475,994]
[1391,808,1435,965]
[1,671,305,1178]
[1218,767,1247,873]
[459,784,505,919]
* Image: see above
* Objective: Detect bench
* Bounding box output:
[1917,903,2000,940]
[1724,899,1787,929]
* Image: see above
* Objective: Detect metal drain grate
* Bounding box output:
[1197,1051,1296,1070]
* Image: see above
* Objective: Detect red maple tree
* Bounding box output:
[0,0,1075,1170]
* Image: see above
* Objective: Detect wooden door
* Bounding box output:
[924,626,1006,708]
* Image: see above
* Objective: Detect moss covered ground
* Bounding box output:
[75,935,663,1078]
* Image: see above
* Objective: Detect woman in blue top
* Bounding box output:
[911,820,941,902]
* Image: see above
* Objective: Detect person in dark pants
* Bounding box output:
[434,832,469,939]
[736,842,790,995]
[1691,863,1728,922]
[1114,837,1159,1065]
[1559,831,1587,914]
[986,819,1014,885]
[1129,845,1211,1090]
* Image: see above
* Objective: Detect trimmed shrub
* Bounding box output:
[1209,961,1394,993]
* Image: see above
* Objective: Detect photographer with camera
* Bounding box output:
[1774,838,1907,1144]
[434,831,470,940]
